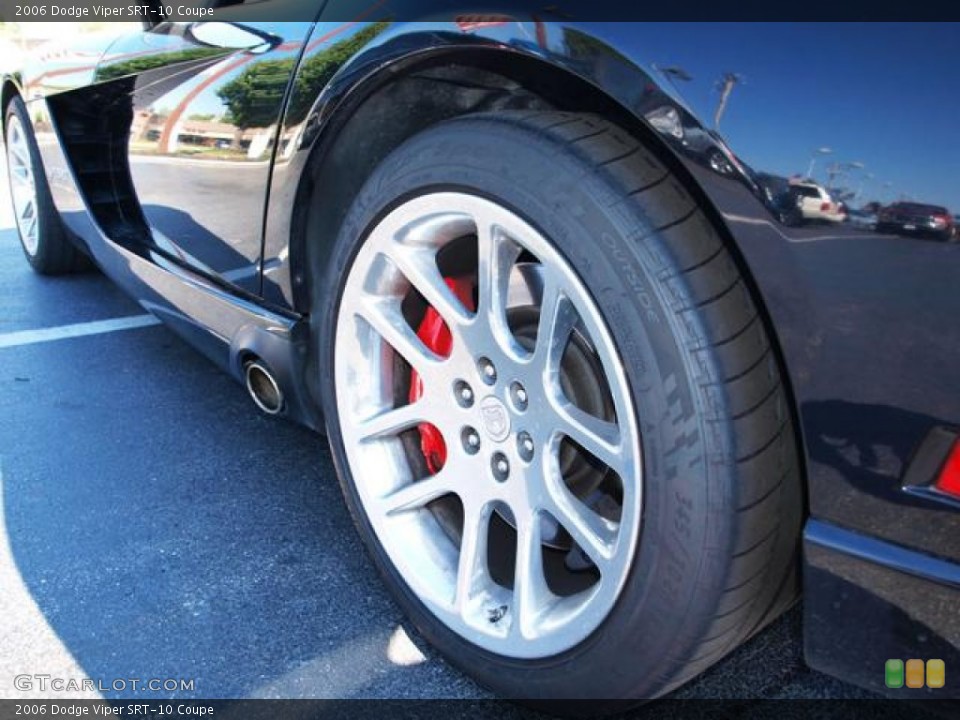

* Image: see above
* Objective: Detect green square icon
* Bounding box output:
[885,659,904,688]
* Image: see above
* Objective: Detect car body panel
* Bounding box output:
[18,29,129,99]
[16,91,322,430]
[262,15,960,552]
[103,20,316,295]
[4,14,959,697]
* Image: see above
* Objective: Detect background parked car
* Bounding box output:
[847,207,878,231]
[793,182,847,223]
[876,202,955,240]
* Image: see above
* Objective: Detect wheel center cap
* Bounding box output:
[479,396,511,442]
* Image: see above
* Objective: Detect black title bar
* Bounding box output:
[1,0,959,22]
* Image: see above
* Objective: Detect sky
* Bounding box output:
[602,22,960,210]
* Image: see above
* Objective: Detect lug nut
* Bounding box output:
[478,357,497,385]
[510,381,528,411]
[491,452,510,482]
[517,432,535,462]
[461,427,481,455]
[455,380,474,408]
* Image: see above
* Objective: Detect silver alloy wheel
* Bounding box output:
[5,113,41,257]
[334,192,642,658]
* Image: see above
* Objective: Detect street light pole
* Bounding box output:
[806,147,832,180]
[825,162,841,189]
[837,161,865,199]
[713,72,743,130]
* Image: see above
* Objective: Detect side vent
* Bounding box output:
[45,77,150,246]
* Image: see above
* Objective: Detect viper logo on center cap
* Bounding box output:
[479,396,511,442]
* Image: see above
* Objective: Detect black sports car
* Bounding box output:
[4,9,959,702]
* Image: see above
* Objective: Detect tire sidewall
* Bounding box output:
[317,116,738,699]
[5,96,67,271]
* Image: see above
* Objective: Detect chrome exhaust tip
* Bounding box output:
[244,360,284,415]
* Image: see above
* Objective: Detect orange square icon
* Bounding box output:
[927,659,945,689]
[905,659,925,688]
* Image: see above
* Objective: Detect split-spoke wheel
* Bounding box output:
[319,112,802,701]
[336,192,642,657]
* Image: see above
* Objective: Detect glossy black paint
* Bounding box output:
[3,14,959,696]
[17,106,320,428]
[96,20,317,295]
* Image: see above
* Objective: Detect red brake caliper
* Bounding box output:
[409,277,476,474]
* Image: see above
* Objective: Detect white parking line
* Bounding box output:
[0,315,161,349]
[722,213,879,243]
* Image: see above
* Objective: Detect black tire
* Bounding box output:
[4,95,87,275]
[317,111,803,702]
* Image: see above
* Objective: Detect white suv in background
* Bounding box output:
[793,182,846,223]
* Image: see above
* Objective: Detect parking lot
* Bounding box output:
[0,160,880,704]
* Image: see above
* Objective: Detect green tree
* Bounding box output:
[215,55,293,130]
[217,21,390,130]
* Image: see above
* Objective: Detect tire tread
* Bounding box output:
[515,111,802,695]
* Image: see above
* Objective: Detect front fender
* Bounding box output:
[261,17,812,398]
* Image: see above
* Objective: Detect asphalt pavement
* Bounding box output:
[0,165,875,704]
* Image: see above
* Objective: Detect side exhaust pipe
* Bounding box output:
[244,360,284,415]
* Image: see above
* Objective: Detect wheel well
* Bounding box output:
[294,51,635,313]
[294,51,807,499]
[296,50,756,313]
